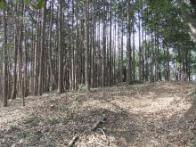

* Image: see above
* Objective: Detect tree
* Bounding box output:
[126,0,132,84]
[3,4,8,106]
[84,0,90,90]
[57,0,64,93]
[0,0,195,107]
[38,0,46,95]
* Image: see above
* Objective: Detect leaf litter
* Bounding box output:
[0,81,195,147]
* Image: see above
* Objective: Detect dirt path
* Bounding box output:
[0,82,195,147]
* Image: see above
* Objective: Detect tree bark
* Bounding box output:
[38,0,47,95]
[57,0,64,93]
[3,6,8,107]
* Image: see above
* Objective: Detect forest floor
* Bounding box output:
[0,82,196,147]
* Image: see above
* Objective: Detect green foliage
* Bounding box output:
[0,0,46,9]
[0,0,6,9]
[24,0,31,5]
[34,0,45,9]
[142,0,196,73]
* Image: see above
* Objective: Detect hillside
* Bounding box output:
[0,82,195,147]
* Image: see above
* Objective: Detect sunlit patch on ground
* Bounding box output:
[0,82,195,146]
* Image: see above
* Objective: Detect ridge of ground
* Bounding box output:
[0,81,196,147]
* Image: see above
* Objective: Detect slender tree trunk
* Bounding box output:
[23,1,28,99]
[127,1,132,84]
[138,0,143,81]
[3,6,8,107]
[132,25,136,81]
[34,12,40,95]
[165,47,170,81]
[120,18,124,82]
[109,0,112,86]
[22,1,27,105]
[48,3,56,90]
[12,9,18,99]
[84,0,90,90]
[57,0,64,93]
[38,0,47,95]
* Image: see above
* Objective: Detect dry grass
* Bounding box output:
[0,81,195,147]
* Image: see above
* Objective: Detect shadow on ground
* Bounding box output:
[0,108,142,146]
[0,82,195,146]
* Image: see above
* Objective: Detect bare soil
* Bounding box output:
[0,82,196,147]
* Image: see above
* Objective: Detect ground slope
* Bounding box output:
[0,82,196,147]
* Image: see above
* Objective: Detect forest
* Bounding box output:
[0,0,196,146]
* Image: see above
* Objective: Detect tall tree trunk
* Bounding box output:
[165,47,170,81]
[127,1,132,84]
[120,18,124,82]
[3,6,8,107]
[57,0,64,93]
[84,0,90,90]
[12,8,18,99]
[109,0,112,86]
[138,0,143,81]
[22,1,27,105]
[38,0,46,95]
[48,2,56,90]
[34,11,40,95]
[132,24,136,81]
[23,1,28,99]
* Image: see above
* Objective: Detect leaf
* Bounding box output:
[32,0,45,9]
[37,0,45,9]
[0,0,6,9]
[24,0,30,5]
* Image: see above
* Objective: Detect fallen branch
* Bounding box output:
[68,115,107,147]
[91,116,107,131]
[68,135,79,147]
[98,128,107,140]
